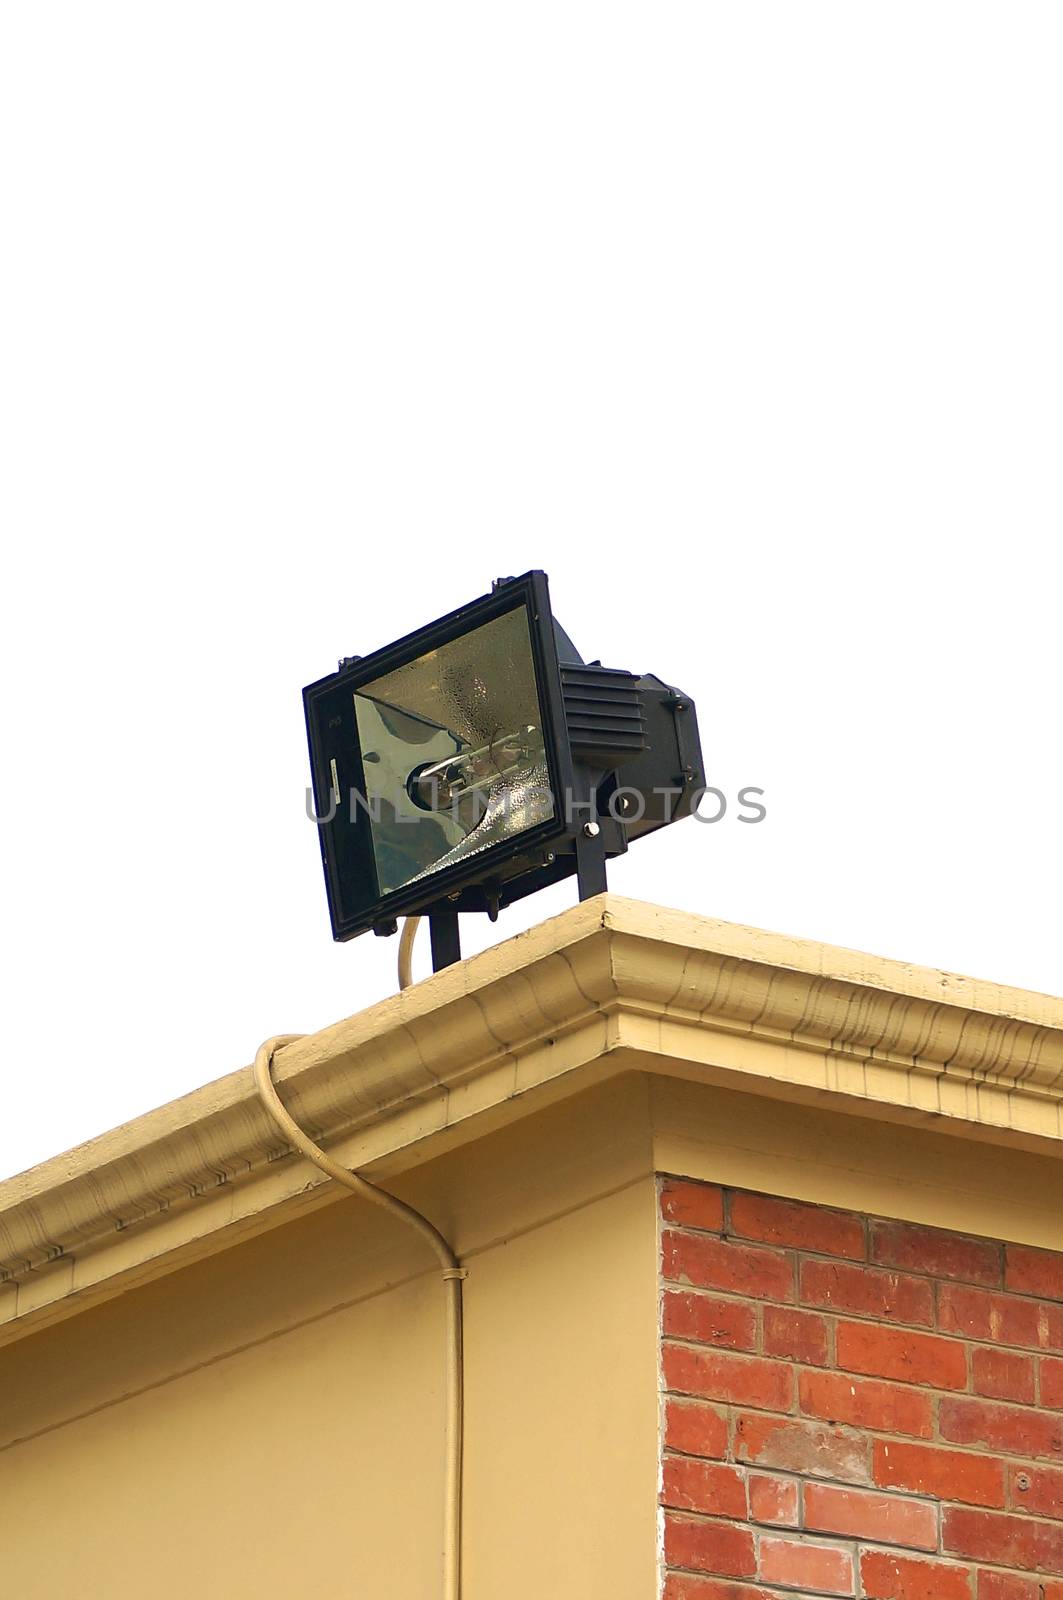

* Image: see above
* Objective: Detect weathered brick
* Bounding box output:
[873,1438,1005,1508]
[976,1571,1040,1599]
[759,1535,855,1595]
[971,1346,1035,1405]
[860,1549,972,1600]
[1008,1460,1063,1520]
[763,1305,829,1367]
[940,1396,1063,1461]
[665,1399,729,1460]
[1006,1244,1063,1302]
[836,1319,968,1390]
[804,1481,937,1549]
[734,1412,870,1482]
[749,1471,800,1527]
[801,1258,934,1326]
[663,1578,777,1600]
[662,1289,758,1351]
[943,1505,1063,1574]
[661,1179,725,1234]
[664,1342,794,1412]
[664,1514,757,1579]
[938,1283,1063,1352]
[662,1229,795,1303]
[661,1187,1063,1600]
[1043,1356,1063,1410]
[731,1191,865,1260]
[661,1456,747,1520]
[872,1219,1001,1286]
[799,1369,934,1438]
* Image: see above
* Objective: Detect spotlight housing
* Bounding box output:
[303,571,704,961]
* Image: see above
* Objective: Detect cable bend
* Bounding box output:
[398,914,422,992]
[253,1033,457,1271]
[252,1029,464,1600]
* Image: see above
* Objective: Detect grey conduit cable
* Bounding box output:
[253,951,465,1599]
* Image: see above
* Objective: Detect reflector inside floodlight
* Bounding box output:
[352,605,553,895]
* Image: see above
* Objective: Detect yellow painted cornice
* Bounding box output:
[2,895,1062,1348]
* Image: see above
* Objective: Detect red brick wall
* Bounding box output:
[658,1175,1063,1599]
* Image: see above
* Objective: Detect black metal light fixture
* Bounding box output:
[304,571,704,968]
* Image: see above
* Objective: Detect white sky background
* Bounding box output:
[1,5,1060,1179]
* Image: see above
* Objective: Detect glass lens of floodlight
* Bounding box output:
[352,606,553,896]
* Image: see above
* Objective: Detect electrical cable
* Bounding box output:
[397,914,422,992]
[252,925,464,1599]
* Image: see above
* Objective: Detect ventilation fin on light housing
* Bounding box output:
[560,663,647,771]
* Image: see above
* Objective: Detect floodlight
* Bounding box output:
[304,571,704,965]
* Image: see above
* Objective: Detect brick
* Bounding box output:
[731,1191,865,1260]
[665,1399,729,1460]
[1006,1243,1063,1302]
[860,1550,972,1600]
[661,1199,1063,1600]
[662,1456,747,1520]
[763,1305,830,1367]
[663,1579,778,1600]
[734,1412,870,1482]
[804,1482,937,1549]
[943,1506,1063,1574]
[800,1369,933,1438]
[664,1343,794,1412]
[836,1319,968,1390]
[664,1514,757,1580]
[1009,1461,1063,1519]
[1043,1357,1063,1410]
[662,1179,725,1234]
[971,1347,1035,1404]
[976,1574,1040,1600]
[663,1289,758,1351]
[871,1219,1001,1286]
[759,1535,855,1595]
[938,1283,1063,1352]
[873,1439,1005,1509]
[749,1472,800,1527]
[940,1396,1063,1461]
[801,1258,934,1327]
[663,1229,794,1303]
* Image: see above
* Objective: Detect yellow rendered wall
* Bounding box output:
[10,1063,1060,1599]
[0,1076,661,1600]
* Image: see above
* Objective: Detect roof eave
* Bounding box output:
[2,893,1061,1349]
